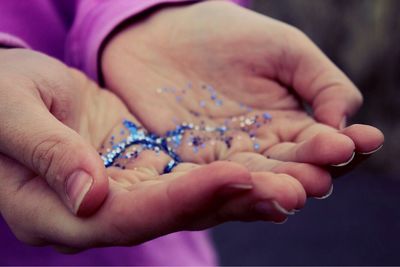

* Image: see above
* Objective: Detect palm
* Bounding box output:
[0,69,306,250]
[102,1,383,190]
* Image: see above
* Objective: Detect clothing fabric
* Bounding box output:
[0,0,248,265]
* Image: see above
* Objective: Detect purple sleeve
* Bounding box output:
[0,1,69,59]
[65,0,250,81]
[0,32,29,48]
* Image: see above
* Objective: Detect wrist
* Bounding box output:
[100,1,200,85]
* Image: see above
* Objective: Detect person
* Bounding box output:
[0,0,384,265]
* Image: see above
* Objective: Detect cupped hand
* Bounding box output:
[102,0,384,197]
[0,50,306,250]
[0,48,108,216]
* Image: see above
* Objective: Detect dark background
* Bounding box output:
[212,0,400,265]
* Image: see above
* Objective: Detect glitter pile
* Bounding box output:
[100,120,180,173]
[100,83,272,173]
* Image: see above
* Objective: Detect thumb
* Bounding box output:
[311,85,363,129]
[283,29,363,128]
[0,93,108,217]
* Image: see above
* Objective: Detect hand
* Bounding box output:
[101,1,384,197]
[0,50,306,250]
[0,48,108,216]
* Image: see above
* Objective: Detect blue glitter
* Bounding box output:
[253,142,260,151]
[215,99,223,106]
[100,83,274,174]
[164,160,178,173]
[101,120,181,172]
[263,112,272,120]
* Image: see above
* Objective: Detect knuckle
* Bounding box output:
[354,90,364,106]
[30,135,73,184]
[284,24,309,42]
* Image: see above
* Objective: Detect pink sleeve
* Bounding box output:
[65,0,250,81]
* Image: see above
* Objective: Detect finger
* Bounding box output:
[217,172,306,223]
[94,161,255,243]
[291,120,383,152]
[291,121,384,153]
[339,124,384,153]
[0,76,108,216]
[282,28,363,128]
[227,152,332,198]
[293,123,384,177]
[122,162,302,230]
[328,124,384,177]
[263,132,355,166]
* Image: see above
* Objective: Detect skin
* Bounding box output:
[0,0,384,253]
[0,49,307,251]
[102,0,384,196]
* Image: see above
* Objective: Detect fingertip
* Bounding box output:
[340,124,384,153]
[75,173,109,217]
[301,132,355,165]
[312,87,363,129]
[74,152,109,217]
[251,172,305,215]
[273,162,332,198]
[167,161,252,211]
[313,101,347,129]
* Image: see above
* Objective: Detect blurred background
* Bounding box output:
[212,0,400,265]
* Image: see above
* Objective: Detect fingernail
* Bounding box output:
[272,200,295,215]
[254,200,294,216]
[359,144,383,155]
[273,217,288,225]
[226,183,253,190]
[219,183,253,198]
[330,152,355,167]
[339,116,347,130]
[65,170,93,214]
[315,184,334,200]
